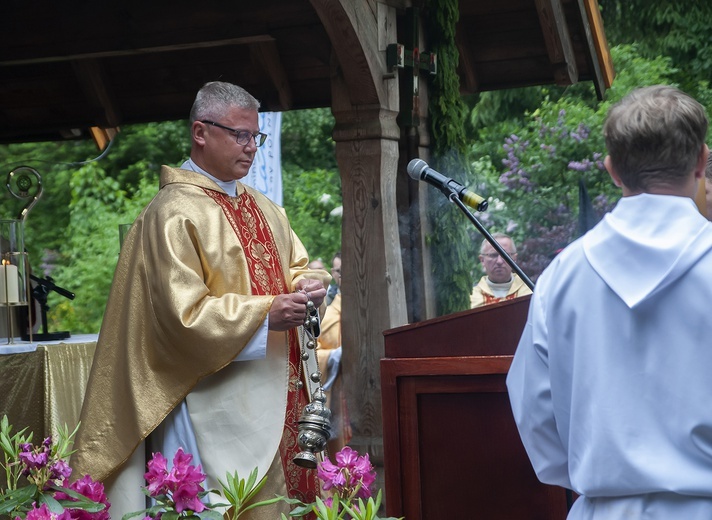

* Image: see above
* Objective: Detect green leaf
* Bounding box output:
[49,485,106,513]
[0,484,38,515]
[196,509,224,520]
[38,493,64,513]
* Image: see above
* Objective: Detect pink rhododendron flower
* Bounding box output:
[335,446,359,467]
[18,503,72,520]
[144,452,170,496]
[142,448,207,515]
[317,459,346,491]
[173,482,206,513]
[54,475,111,520]
[317,446,377,501]
[166,449,206,493]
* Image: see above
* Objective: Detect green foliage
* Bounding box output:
[281,109,337,172]
[282,166,342,264]
[214,468,274,520]
[50,165,158,333]
[599,0,712,92]
[281,108,342,264]
[284,490,401,520]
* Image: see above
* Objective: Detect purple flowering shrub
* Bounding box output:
[473,101,620,281]
[0,416,110,520]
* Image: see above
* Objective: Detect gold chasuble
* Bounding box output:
[71,167,328,515]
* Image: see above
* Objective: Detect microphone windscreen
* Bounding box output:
[407,158,428,180]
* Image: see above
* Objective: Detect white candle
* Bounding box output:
[0,263,19,304]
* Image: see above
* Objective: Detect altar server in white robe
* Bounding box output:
[507,85,712,519]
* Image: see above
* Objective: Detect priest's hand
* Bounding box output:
[295,279,327,308]
[268,286,327,331]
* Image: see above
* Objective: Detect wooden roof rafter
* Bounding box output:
[534,0,578,85]
[250,40,294,111]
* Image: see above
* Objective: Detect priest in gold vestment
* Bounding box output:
[71,82,330,519]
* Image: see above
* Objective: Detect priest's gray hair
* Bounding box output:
[481,233,516,254]
[190,81,261,123]
[603,85,708,192]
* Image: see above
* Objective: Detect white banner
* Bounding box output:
[242,112,283,206]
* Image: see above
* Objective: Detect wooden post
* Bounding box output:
[310,0,409,493]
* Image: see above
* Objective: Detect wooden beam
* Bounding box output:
[89,127,119,151]
[250,41,293,111]
[72,59,121,128]
[309,0,380,106]
[0,35,275,66]
[534,0,578,85]
[582,0,614,88]
[455,30,480,94]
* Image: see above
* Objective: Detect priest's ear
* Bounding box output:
[192,120,208,146]
[693,144,709,182]
[604,155,623,188]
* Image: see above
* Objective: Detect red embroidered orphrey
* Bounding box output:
[482,292,519,306]
[206,188,320,504]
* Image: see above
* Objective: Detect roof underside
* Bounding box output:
[0,0,610,144]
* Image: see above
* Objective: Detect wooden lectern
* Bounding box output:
[381,296,569,520]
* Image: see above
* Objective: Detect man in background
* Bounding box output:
[507,85,712,518]
[325,252,340,306]
[470,233,532,307]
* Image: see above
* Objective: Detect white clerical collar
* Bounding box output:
[486,276,514,298]
[181,158,237,197]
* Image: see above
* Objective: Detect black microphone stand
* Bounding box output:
[448,191,535,291]
[21,274,76,341]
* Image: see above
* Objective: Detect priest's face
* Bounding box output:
[480,238,515,284]
[198,106,260,181]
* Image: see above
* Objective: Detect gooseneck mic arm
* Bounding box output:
[407,158,489,212]
[450,194,535,290]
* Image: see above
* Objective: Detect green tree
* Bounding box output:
[599,0,712,93]
[470,44,712,281]
[281,108,342,264]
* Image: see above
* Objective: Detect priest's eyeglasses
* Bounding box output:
[200,120,267,147]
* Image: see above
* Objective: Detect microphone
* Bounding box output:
[407,159,488,212]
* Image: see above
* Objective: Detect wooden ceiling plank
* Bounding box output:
[0,36,275,67]
[534,0,578,85]
[250,41,294,111]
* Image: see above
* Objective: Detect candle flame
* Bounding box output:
[1,259,8,266]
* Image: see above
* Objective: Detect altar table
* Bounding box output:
[0,334,98,441]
